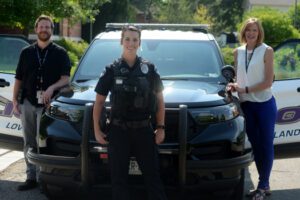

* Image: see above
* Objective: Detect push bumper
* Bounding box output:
[28,103,253,190]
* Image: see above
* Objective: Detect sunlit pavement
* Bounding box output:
[1,149,300,200]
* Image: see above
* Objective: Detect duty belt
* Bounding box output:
[111,119,150,129]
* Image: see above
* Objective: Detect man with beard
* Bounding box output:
[12,15,71,191]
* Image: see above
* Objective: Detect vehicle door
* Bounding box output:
[0,35,29,149]
[272,39,300,147]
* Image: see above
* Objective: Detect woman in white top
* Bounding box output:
[228,18,277,200]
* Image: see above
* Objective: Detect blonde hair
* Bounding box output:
[239,18,264,45]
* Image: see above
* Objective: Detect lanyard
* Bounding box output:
[245,45,256,73]
[35,45,49,90]
[36,46,48,67]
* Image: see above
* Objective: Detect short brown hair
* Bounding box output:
[121,25,141,42]
[35,14,54,29]
[239,18,264,45]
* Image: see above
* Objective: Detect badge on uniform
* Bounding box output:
[141,64,149,74]
[120,68,129,74]
[36,90,44,104]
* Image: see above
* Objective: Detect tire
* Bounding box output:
[232,169,245,200]
[40,181,64,200]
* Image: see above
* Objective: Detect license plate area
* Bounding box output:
[129,157,142,175]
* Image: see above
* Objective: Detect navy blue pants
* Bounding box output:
[241,96,277,190]
[108,125,167,200]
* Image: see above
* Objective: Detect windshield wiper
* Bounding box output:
[160,77,189,80]
[75,79,92,83]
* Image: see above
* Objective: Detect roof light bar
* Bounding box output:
[105,23,209,31]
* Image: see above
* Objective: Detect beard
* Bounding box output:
[37,32,51,42]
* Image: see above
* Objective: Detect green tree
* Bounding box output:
[288,4,300,30]
[193,4,212,25]
[129,0,162,22]
[197,0,244,34]
[0,0,109,35]
[240,7,300,47]
[154,0,194,23]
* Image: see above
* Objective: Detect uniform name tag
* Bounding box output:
[116,79,123,84]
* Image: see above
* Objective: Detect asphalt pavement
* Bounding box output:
[1,148,300,200]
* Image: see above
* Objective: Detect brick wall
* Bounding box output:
[60,19,81,39]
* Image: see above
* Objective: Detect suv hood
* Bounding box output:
[57,80,231,107]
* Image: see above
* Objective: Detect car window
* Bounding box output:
[74,39,222,81]
[274,40,300,80]
[0,36,29,74]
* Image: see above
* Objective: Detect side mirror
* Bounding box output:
[221,65,235,83]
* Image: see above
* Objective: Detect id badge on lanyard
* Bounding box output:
[36,46,48,104]
[36,90,44,104]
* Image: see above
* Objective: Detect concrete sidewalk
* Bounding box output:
[0,148,23,172]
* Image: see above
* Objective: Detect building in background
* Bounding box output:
[245,0,294,12]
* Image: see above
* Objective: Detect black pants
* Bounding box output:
[108,125,167,200]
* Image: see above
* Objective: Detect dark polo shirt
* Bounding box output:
[15,42,71,106]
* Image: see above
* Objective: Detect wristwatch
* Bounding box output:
[156,125,165,130]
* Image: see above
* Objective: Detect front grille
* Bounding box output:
[189,141,231,160]
[46,138,80,156]
[164,108,207,143]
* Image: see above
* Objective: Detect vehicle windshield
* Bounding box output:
[73,39,223,82]
[0,36,29,74]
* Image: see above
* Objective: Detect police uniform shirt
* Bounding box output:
[95,57,164,96]
[15,42,71,106]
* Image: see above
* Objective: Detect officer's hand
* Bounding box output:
[95,130,109,145]
[154,129,165,144]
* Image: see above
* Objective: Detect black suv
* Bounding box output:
[28,24,253,199]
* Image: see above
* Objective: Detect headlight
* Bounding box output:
[46,102,84,122]
[190,103,239,124]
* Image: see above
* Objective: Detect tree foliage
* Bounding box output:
[240,7,300,47]
[288,4,300,30]
[154,0,194,23]
[198,0,244,34]
[0,0,109,34]
[193,4,212,25]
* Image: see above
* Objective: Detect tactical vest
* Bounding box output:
[110,59,157,120]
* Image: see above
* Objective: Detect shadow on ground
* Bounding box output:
[1,160,300,200]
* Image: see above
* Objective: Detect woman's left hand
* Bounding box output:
[228,83,247,93]
[154,129,165,144]
[234,85,247,93]
[226,83,237,92]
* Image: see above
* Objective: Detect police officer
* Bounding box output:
[93,25,167,200]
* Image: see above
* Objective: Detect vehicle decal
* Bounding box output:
[0,95,20,119]
[275,129,300,138]
[276,106,300,125]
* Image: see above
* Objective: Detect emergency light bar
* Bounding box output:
[105,23,209,32]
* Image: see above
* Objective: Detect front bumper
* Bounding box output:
[28,145,253,190]
[28,103,253,190]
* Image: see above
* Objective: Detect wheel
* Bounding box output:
[212,169,245,200]
[232,169,245,200]
[40,181,64,200]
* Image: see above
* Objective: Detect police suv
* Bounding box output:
[1,27,300,199]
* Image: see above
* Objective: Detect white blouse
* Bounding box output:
[236,43,273,102]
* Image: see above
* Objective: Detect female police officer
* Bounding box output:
[93,25,167,200]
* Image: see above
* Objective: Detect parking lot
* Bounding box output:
[0,149,300,200]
